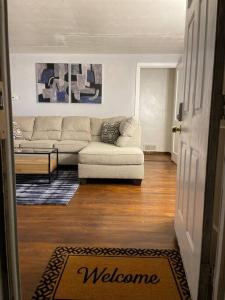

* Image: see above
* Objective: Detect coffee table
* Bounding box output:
[14,148,58,183]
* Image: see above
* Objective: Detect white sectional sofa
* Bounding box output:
[13,116,144,185]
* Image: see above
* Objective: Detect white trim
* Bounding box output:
[134,62,178,120]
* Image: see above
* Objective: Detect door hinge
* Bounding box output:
[0,110,7,140]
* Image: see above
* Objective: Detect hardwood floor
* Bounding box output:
[17,159,177,300]
[144,152,172,162]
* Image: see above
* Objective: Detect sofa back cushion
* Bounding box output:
[61,116,91,141]
[32,116,62,140]
[91,116,125,140]
[13,116,35,140]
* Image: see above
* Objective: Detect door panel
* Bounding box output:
[175,0,218,299]
[186,149,199,240]
[171,62,184,164]
[183,11,197,113]
[194,0,207,112]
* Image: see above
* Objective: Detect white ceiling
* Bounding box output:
[8,0,186,54]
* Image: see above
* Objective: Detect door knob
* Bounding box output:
[172,125,181,133]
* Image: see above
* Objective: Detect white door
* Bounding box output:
[171,60,183,164]
[175,0,218,299]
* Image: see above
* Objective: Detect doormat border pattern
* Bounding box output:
[32,246,191,300]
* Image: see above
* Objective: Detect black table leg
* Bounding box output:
[48,153,51,183]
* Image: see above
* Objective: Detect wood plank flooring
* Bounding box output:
[17,159,177,300]
[144,152,172,162]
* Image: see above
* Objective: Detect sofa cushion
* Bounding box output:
[90,118,104,136]
[61,116,91,141]
[54,140,88,153]
[79,142,144,165]
[79,164,144,179]
[91,135,101,142]
[13,117,35,140]
[32,117,62,140]
[58,153,78,165]
[116,124,141,147]
[90,116,125,139]
[119,117,136,137]
[116,136,130,147]
[20,140,57,149]
[14,139,26,148]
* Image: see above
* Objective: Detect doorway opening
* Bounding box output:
[135,63,181,164]
[14,65,180,299]
[4,0,225,299]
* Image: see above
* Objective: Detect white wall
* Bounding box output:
[139,68,176,152]
[10,53,179,117]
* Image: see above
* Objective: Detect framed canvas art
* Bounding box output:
[70,64,102,104]
[36,63,69,103]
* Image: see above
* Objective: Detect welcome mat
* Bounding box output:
[33,247,191,300]
[16,170,79,205]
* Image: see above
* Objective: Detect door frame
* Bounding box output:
[134,62,178,120]
[198,0,225,298]
[171,59,183,164]
[0,0,21,299]
[1,0,224,299]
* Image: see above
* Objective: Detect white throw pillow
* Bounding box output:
[119,117,136,137]
[13,121,24,140]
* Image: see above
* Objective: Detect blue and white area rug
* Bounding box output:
[16,170,79,205]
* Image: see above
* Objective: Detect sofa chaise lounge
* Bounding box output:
[13,116,144,185]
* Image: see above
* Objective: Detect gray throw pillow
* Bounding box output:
[101,121,120,144]
[13,121,24,140]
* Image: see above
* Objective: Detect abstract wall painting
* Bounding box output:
[36,63,69,103]
[36,63,102,104]
[70,64,102,104]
